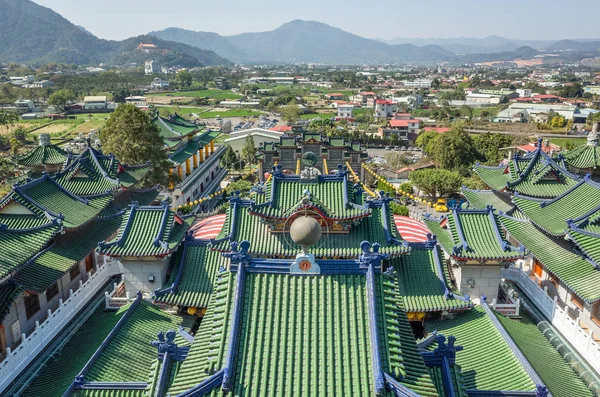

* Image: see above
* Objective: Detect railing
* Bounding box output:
[501,264,600,373]
[104,280,135,310]
[0,258,123,394]
[501,265,556,320]
[491,297,521,317]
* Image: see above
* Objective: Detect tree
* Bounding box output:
[415,131,439,153]
[9,136,21,156]
[176,70,193,89]
[221,144,238,169]
[410,169,462,200]
[48,89,75,110]
[384,152,412,173]
[551,115,566,129]
[241,135,256,166]
[0,110,18,126]
[99,104,170,186]
[0,158,15,184]
[281,102,300,124]
[226,179,253,196]
[430,125,480,175]
[474,133,513,165]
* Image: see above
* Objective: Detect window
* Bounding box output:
[70,264,81,281]
[549,273,559,287]
[24,293,40,320]
[571,294,584,310]
[45,282,59,301]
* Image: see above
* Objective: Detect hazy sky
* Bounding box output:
[33,0,600,41]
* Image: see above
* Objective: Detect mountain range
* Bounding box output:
[0,0,230,66]
[1,0,600,67]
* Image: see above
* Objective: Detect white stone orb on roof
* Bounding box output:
[290,215,322,248]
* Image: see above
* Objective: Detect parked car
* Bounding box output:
[385,146,391,150]
[435,198,449,213]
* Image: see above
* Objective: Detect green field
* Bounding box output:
[151,90,243,100]
[548,136,586,149]
[196,109,264,119]
[300,112,336,120]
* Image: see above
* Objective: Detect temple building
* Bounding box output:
[154,114,226,207]
[563,123,600,179]
[5,158,575,397]
[258,132,367,178]
[15,133,67,175]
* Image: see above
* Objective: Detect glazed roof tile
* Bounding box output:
[0,221,62,279]
[393,248,473,312]
[495,310,594,397]
[426,306,536,392]
[154,243,228,308]
[563,144,600,169]
[22,305,127,397]
[15,216,123,291]
[567,220,600,267]
[513,179,600,236]
[249,177,369,220]
[461,187,514,213]
[500,213,600,303]
[213,203,408,258]
[84,301,185,384]
[15,143,68,166]
[0,175,111,229]
[425,208,524,262]
[55,148,120,196]
[474,146,579,198]
[97,204,190,257]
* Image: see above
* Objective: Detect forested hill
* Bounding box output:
[0,0,231,66]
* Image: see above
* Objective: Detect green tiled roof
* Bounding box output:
[15,216,122,291]
[84,301,185,383]
[567,220,600,267]
[0,282,23,323]
[426,306,536,392]
[392,248,473,312]
[117,164,150,188]
[563,144,600,169]
[474,148,579,198]
[170,113,196,127]
[16,143,67,166]
[169,139,200,165]
[1,176,111,229]
[428,364,468,397]
[513,180,600,236]
[167,272,235,395]
[499,214,600,303]
[196,130,220,147]
[495,310,594,397]
[55,148,120,196]
[379,273,443,396]
[425,209,524,262]
[154,116,197,140]
[22,305,127,397]
[0,214,54,229]
[0,221,61,279]
[97,205,189,257]
[155,243,228,308]
[250,178,369,220]
[472,164,510,191]
[461,187,514,213]
[214,204,408,258]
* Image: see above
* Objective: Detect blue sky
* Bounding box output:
[33,0,600,41]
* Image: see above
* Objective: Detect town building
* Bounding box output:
[145,60,160,74]
[337,104,355,119]
[223,128,284,153]
[584,86,600,95]
[125,96,148,108]
[153,114,225,207]
[378,113,420,143]
[326,93,345,100]
[374,99,397,119]
[258,133,367,176]
[402,79,433,89]
[83,96,108,111]
[214,76,230,89]
[150,78,170,90]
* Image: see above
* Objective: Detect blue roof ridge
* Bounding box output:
[451,208,470,252]
[100,203,138,249]
[41,173,89,204]
[367,263,386,395]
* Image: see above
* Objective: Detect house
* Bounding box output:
[83,96,107,111]
[325,93,345,101]
[402,79,432,88]
[584,86,600,95]
[219,100,260,108]
[465,93,503,105]
[337,104,354,119]
[144,60,160,75]
[532,94,562,103]
[378,115,420,142]
[516,88,532,98]
[224,128,284,153]
[125,96,148,108]
[151,78,170,89]
[494,108,528,123]
[13,99,35,113]
[214,76,230,89]
[374,99,397,119]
